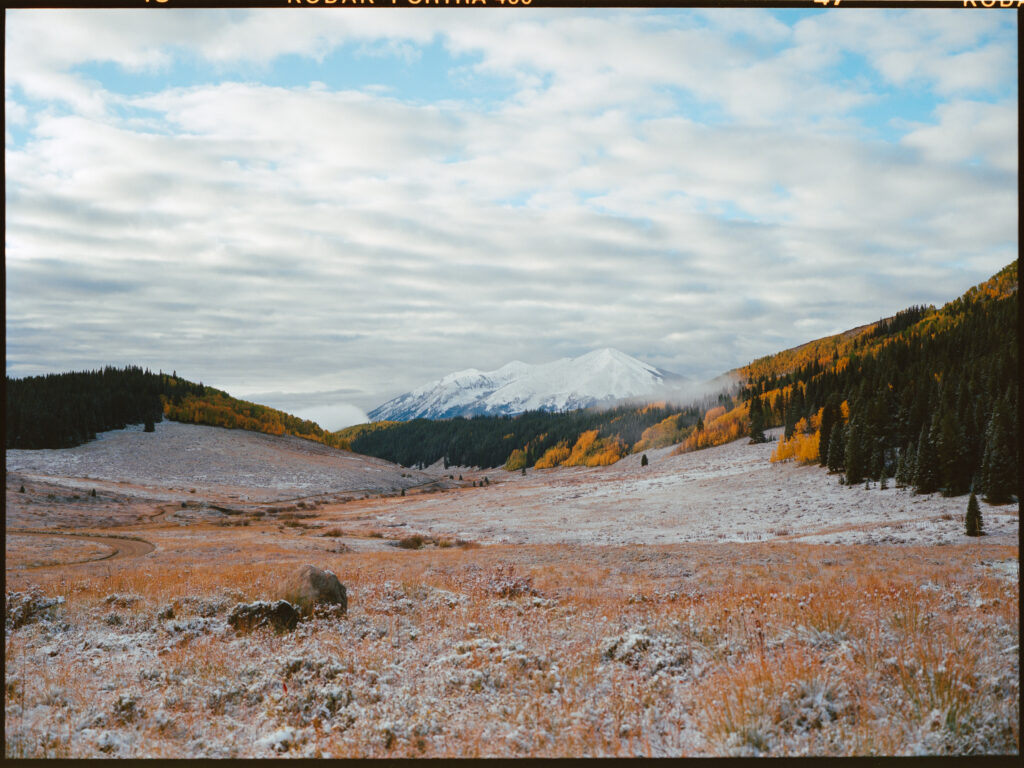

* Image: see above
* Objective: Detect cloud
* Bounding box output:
[4,8,1017,417]
[901,98,1017,173]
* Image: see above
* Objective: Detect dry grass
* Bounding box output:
[5,534,1018,758]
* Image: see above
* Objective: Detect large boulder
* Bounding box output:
[227,600,300,634]
[280,564,347,616]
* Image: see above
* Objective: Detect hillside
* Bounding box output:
[6,420,431,507]
[734,262,1018,501]
[5,368,351,451]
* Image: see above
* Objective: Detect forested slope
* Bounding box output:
[5,368,350,451]
[742,262,1018,502]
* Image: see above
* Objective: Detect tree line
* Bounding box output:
[6,367,347,451]
[746,262,1017,503]
[348,398,727,470]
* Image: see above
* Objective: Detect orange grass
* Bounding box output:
[6,535,1018,758]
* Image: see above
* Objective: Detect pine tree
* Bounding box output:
[818,396,841,468]
[914,423,939,494]
[980,397,1017,504]
[641,454,649,467]
[784,402,797,440]
[965,491,983,536]
[869,444,884,481]
[844,420,866,485]
[749,397,767,444]
[826,423,846,473]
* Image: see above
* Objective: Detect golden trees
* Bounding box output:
[674,403,748,454]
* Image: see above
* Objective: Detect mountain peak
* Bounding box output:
[368,349,678,421]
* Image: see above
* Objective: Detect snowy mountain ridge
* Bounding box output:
[369,348,684,421]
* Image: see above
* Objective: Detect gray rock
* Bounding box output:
[227,600,300,634]
[280,564,347,616]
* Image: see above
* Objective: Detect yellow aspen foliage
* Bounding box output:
[566,430,599,465]
[583,437,626,466]
[162,393,350,450]
[503,448,529,471]
[633,413,687,452]
[765,386,791,412]
[770,428,820,464]
[538,430,629,468]
[703,405,727,423]
[674,402,748,454]
[534,441,571,469]
[840,400,850,421]
[810,407,823,431]
[794,431,820,463]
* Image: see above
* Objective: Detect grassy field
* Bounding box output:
[5,533,1018,757]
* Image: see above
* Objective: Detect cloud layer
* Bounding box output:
[5,8,1017,429]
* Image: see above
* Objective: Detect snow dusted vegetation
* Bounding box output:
[5,423,1019,757]
[368,348,683,420]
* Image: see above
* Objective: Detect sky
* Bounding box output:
[5,7,1018,430]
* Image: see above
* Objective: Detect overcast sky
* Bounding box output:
[5,8,1017,429]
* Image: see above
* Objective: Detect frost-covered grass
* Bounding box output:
[5,542,1018,758]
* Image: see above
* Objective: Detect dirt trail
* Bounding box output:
[772,515,942,542]
[6,530,156,569]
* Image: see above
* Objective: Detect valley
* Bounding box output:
[5,421,1018,757]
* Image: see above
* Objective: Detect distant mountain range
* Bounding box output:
[368,348,686,421]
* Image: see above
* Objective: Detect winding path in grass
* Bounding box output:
[6,529,156,569]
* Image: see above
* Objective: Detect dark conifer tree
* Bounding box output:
[914,423,940,495]
[980,396,1016,503]
[844,420,866,485]
[965,491,983,536]
[641,454,649,466]
[749,396,767,444]
[869,444,884,481]
[826,423,846,473]
[818,395,841,468]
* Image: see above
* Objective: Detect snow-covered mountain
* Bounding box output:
[368,348,684,421]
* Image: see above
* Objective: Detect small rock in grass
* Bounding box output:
[227,600,300,634]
